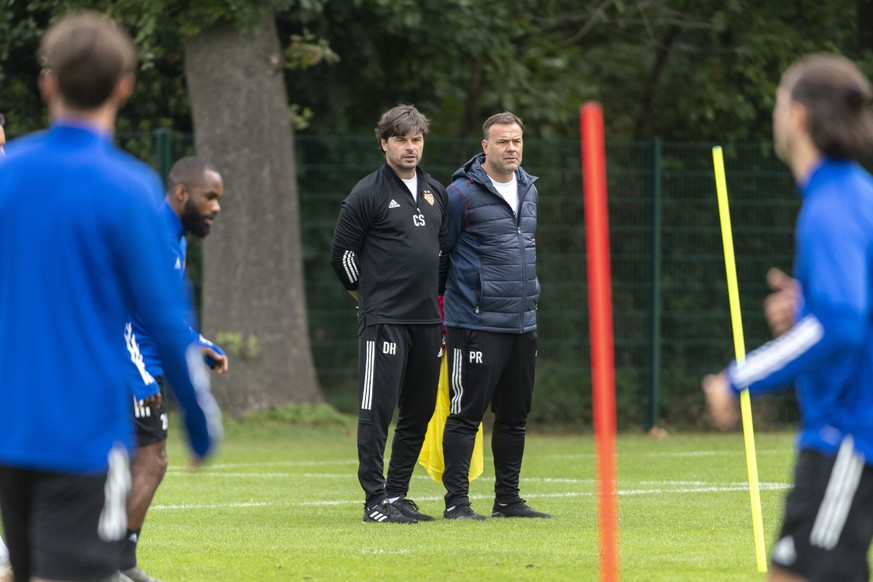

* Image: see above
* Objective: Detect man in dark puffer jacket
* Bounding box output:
[439,111,550,521]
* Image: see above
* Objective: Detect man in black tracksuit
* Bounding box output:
[330,105,448,524]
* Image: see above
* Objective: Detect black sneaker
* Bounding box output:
[444,503,488,521]
[391,497,435,521]
[492,500,551,518]
[363,499,418,523]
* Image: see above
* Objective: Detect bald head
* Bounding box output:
[167,157,218,194]
[166,157,223,238]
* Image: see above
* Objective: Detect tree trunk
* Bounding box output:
[182,4,323,414]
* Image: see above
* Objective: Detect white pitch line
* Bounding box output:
[200,460,357,469]
[532,448,791,461]
[163,472,357,478]
[178,449,790,471]
[161,472,777,491]
[153,501,280,510]
[163,472,592,483]
[618,483,790,496]
[642,449,789,458]
[150,482,791,511]
[162,472,783,491]
[177,449,787,479]
[164,472,455,479]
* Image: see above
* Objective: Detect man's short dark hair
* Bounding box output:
[168,157,218,192]
[483,111,525,140]
[784,53,873,160]
[40,11,137,110]
[374,105,430,146]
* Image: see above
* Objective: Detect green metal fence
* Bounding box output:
[125,131,802,429]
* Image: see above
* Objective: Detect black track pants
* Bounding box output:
[356,323,441,509]
[442,328,537,509]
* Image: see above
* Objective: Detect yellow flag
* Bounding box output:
[418,353,484,482]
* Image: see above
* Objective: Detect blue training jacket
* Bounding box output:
[0,122,221,472]
[130,201,224,384]
[439,153,540,333]
[727,159,873,463]
[124,189,165,401]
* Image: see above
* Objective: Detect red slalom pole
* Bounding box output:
[580,102,619,582]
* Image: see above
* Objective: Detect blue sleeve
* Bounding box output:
[124,322,159,400]
[195,332,225,369]
[114,189,222,459]
[727,199,868,394]
[176,252,224,368]
[439,184,467,294]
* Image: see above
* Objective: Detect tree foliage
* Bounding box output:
[282,0,867,140]
[2,0,868,141]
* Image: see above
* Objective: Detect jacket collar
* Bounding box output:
[160,200,186,239]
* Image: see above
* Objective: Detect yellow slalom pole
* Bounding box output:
[712,146,768,573]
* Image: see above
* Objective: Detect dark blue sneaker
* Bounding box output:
[492,500,551,518]
[444,503,488,521]
[121,566,163,582]
[391,497,434,521]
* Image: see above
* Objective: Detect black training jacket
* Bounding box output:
[330,164,448,329]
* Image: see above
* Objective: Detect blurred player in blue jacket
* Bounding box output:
[703,54,873,582]
[0,12,221,581]
[122,157,226,582]
[0,112,10,582]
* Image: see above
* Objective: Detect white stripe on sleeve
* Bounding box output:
[125,322,156,387]
[731,315,823,388]
[343,250,359,284]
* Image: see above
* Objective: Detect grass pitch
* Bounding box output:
[138,418,802,581]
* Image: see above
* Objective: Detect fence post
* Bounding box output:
[647,138,662,429]
[154,128,172,183]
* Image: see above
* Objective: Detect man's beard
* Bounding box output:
[181,202,211,238]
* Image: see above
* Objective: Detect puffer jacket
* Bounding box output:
[439,153,540,333]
